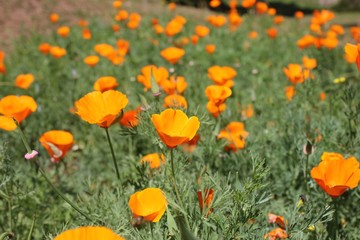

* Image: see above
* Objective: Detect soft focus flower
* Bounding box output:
[208,65,237,88]
[57,26,70,38]
[50,46,67,59]
[210,0,221,8]
[248,31,258,39]
[283,64,309,84]
[267,28,278,39]
[0,51,5,75]
[54,226,124,240]
[205,44,216,54]
[160,47,185,64]
[137,65,169,91]
[241,0,256,8]
[49,13,59,23]
[344,43,360,71]
[295,11,304,19]
[75,90,128,128]
[78,19,89,27]
[38,43,51,54]
[82,29,92,40]
[207,15,227,28]
[14,74,35,89]
[161,76,187,95]
[217,122,249,152]
[180,134,200,153]
[256,2,268,14]
[320,92,326,101]
[268,8,276,16]
[285,85,296,101]
[264,228,288,239]
[0,95,37,131]
[164,94,188,109]
[197,188,214,216]
[310,152,360,197]
[140,153,165,169]
[168,2,176,10]
[113,0,122,9]
[84,55,100,67]
[129,188,167,222]
[195,25,210,38]
[94,76,119,92]
[119,107,141,128]
[274,16,284,24]
[39,130,74,162]
[302,56,317,70]
[151,109,200,148]
[297,35,315,49]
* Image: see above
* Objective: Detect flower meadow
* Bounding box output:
[0,0,360,239]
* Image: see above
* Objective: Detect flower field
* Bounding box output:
[0,0,360,239]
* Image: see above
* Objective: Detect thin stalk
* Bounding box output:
[105,128,121,181]
[0,232,14,240]
[169,148,189,226]
[304,154,309,190]
[27,216,36,240]
[16,123,32,154]
[36,162,95,223]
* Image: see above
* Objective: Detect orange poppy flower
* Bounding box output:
[0,51,5,75]
[115,10,128,21]
[129,188,167,222]
[82,29,92,40]
[206,101,227,118]
[330,24,344,35]
[113,0,122,8]
[168,2,176,10]
[50,46,67,59]
[54,226,124,240]
[137,65,169,91]
[160,47,185,64]
[197,188,214,216]
[151,109,200,148]
[161,75,187,95]
[217,122,249,151]
[191,35,199,45]
[229,0,238,9]
[49,13,59,23]
[205,85,232,105]
[39,130,74,162]
[153,24,164,34]
[75,90,128,128]
[205,44,216,54]
[344,43,360,71]
[274,16,284,24]
[195,25,210,38]
[310,152,360,197]
[241,0,256,8]
[94,44,115,57]
[210,0,221,8]
[268,8,276,16]
[180,134,200,153]
[311,9,334,26]
[38,43,51,54]
[208,66,237,87]
[319,92,326,101]
[112,24,120,32]
[127,20,140,30]
[285,85,296,101]
[165,20,183,37]
[57,26,70,38]
[140,153,165,169]
[321,36,338,49]
[295,11,304,19]
[228,11,243,28]
[256,2,268,14]
[297,35,315,49]
[302,56,317,70]
[268,213,287,229]
[283,64,309,84]
[94,76,119,92]
[0,95,37,130]
[164,94,188,109]
[210,15,227,28]
[84,55,100,67]
[248,31,258,39]
[119,107,141,128]
[78,19,89,27]
[116,39,130,56]
[350,26,360,42]
[267,28,278,39]
[14,74,35,89]
[241,104,254,119]
[264,228,288,239]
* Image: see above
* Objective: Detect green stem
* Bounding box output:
[169,148,189,226]
[35,162,95,223]
[27,216,36,240]
[15,122,32,154]
[304,154,309,189]
[105,128,121,181]
[0,232,14,240]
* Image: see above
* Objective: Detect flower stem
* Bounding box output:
[304,154,309,189]
[105,128,121,181]
[35,161,95,223]
[169,148,189,226]
[27,216,36,240]
[15,122,32,154]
